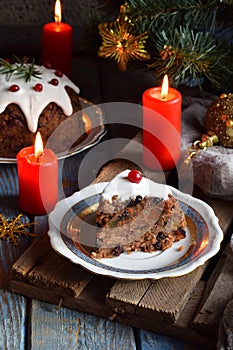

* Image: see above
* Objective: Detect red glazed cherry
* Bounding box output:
[54,70,63,77]
[9,84,20,92]
[49,78,59,86]
[127,170,142,183]
[43,61,53,69]
[33,83,43,92]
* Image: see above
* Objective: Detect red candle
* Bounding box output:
[142,75,182,171]
[42,0,72,77]
[17,132,58,215]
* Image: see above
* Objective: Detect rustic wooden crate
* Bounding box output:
[10,138,233,350]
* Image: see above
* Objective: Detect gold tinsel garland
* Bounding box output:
[0,213,36,245]
[98,4,150,71]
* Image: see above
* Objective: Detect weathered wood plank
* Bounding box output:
[0,237,34,290]
[9,240,214,348]
[29,299,137,350]
[11,275,116,320]
[192,187,233,233]
[112,291,216,349]
[0,290,27,350]
[106,279,151,314]
[138,329,203,350]
[136,267,204,323]
[11,234,51,280]
[12,234,93,298]
[175,281,206,327]
[192,247,233,334]
[106,268,205,324]
[0,164,18,197]
[27,252,92,298]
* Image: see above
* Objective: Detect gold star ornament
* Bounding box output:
[98,4,150,71]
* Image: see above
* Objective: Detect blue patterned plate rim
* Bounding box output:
[48,182,224,280]
[60,193,209,274]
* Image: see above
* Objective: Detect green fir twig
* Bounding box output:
[123,0,233,90]
[0,56,42,82]
[149,25,232,89]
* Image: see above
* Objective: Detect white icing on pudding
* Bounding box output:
[0,64,80,133]
[102,170,171,203]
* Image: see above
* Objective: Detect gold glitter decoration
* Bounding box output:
[0,213,36,245]
[184,131,219,164]
[98,4,150,71]
[206,93,233,148]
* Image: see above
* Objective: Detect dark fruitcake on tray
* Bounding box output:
[0,59,91,158]
[92,169,187,259]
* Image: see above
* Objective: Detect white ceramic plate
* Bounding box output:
[48,182,223,280]
[0,97,106,163]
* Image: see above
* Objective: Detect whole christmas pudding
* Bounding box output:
[0,59,91,158]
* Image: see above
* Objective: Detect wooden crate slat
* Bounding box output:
[27,252,92,298]
[192,248,233,334]
[11,234,51,280]
[176,281,206,326]
[106,267,204,324]
[106,279,151,314]
[12,234,93,298]
[113,292,216,350]
[135,266,204,323]
[11,275,116,320]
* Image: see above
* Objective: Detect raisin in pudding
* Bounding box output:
[92,169,187,259]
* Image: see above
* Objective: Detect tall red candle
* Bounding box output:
[17,132,58,215]
[42,0,72,77]
[142,75,182,171]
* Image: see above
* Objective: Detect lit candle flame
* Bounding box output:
[54,0,62,24]
[161,74,169,100]
[34,131,44,160]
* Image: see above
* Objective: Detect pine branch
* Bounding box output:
[124,0,233,89]
[0,56,42,82]
[149,26,232,89]
[126,0,231,34]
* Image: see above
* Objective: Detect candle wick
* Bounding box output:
[36,152,43,163]
[161,95,167,101]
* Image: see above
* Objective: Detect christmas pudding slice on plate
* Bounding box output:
[92,169,187,259]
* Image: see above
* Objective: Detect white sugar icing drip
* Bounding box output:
[102,170,171,203]
[0,64,80,133]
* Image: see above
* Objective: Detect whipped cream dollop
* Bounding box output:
[102,170,171,203]
[0,64,80,133]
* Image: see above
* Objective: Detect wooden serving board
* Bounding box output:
[10,135,233,349]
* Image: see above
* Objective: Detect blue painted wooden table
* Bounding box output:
[0,147,231,350]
